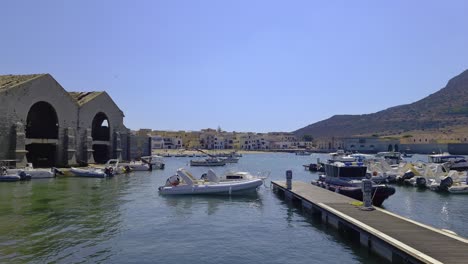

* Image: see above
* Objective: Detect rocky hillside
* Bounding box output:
[294,69,468,138]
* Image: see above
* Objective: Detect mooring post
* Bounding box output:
[286,170,292,190]
[361,179,374,210]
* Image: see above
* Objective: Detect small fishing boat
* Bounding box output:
[158,168,263,195]
[190,157,226,167]
[303,163,324,172]
[220,157,239,163]
[70,159,118,178]
[428,153,468,171]
[0,166,31,182]
[402,153,413,158]
[295,150,311,156]
[448,182,468,194]
[120,160,151,172]
[7,163,60,179]
[70,167,114,178]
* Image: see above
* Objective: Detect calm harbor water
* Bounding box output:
[1,153,467,263]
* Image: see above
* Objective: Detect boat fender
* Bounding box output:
[105,167,114,176]
[403,170,415,180]
[372,171,378,176]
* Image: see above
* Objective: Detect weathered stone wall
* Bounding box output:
[128,135,151,160]
[0,74,79,165]
[0,74,129,166]
[77,92,126,162]
[400,144,448,154]
[447,144,468,155]
[342,137,400,153]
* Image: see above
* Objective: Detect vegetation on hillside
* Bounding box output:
[294,69,468,138]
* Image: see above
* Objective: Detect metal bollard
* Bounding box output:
[286,170,292,190]
[361,179,373,210]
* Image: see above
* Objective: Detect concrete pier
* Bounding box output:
[272,181,468,264]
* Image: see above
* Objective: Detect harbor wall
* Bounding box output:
[400,144,448,154]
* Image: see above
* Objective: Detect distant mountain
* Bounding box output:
[294,69,468,138]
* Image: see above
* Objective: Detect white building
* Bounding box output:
[151,136,165,149]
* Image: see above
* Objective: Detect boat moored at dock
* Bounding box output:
[312,161,395,206]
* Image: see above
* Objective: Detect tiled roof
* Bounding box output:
[0,74,44,91]
[68,91,104,106]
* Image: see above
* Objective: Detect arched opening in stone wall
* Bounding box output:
[25,101,59,167]
[92,112,110,141]
[26,144,56,167]
[91,112,110,163]
[93,145,109,164]
[26,101,58,139]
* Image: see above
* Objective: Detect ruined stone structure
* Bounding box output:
[0,74,129,167]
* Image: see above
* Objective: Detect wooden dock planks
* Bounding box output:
[272,181,468,264]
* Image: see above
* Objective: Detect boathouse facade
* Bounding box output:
[0,74,129,167]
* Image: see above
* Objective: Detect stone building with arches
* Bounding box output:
[0,74,129,167]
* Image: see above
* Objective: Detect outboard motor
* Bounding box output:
[439,176,453,191]
[104,167,114,177]
[318,174,326,182]
[395,175,404,185]
[1,166,6,176]
[52,167,64,176]
[402,170,415,180]
[415,177,427,188]
[365,172,372,179]
[18,171,31,181]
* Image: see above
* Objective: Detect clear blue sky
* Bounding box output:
[1,0,468,133]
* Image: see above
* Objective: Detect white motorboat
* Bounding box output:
[71,159,119,178]
[201,170,269,182]
[141,155,165,169]
[448,183,468,194]
[0,167,26,182]
[7,163,58,179]
[328,150,356,163]
[375,152,402,165]
[158,168,263,195]
[70,167,114,178]
[220,157,239,163]
[120,161,151,172]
